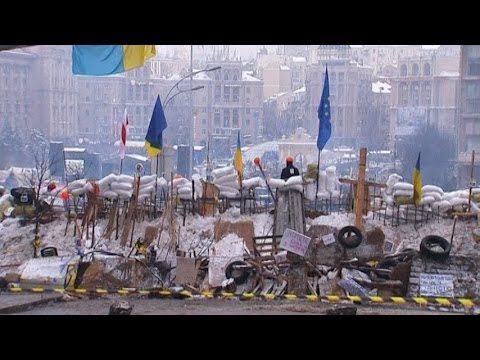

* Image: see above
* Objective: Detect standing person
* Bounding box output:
[280,156,299,180]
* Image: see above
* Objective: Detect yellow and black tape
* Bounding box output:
[1,287,477,309]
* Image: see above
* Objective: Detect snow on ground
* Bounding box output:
[1,208,480,277]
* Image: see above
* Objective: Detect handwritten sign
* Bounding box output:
[383,240,394,253]
[279,228,311,257]
[419,273,454,298]
[322,233,336,246]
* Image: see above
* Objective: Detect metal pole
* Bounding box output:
[189,45,194,179]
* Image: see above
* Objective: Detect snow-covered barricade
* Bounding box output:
[212,165,242,198]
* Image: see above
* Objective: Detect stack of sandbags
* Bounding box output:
[392,182,413,203]
[242,176,265,190]
[97,173,119,200]
[325,166,340,198]
[421,184,444,207]
[110,174,134,200]
[312,170,329,200]
[171,176,192,200]
[383,173,403,206]
[212,165,241,198]
[137,175,157,202]
[267,175,303,194]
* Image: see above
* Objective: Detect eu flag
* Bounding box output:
[317,66,331,151]
[145,95,168,158]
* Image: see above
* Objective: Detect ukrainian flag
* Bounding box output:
[413,152,422,206]
[234,131,243,179]
[145,95,168,158]
[72,45,156,76]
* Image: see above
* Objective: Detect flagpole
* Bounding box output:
[154,154,159,217]
[120,159,123,174]
[315,150,321,208]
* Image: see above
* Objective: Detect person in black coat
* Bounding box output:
[280,156,299,180]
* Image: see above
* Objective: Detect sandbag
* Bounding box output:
[139,175,157,185]
[111,182,133,192]
[423,192,442,201]
[117,174,134,184]
[268,178,286,189]
[212,165,235,178]
[393,189,413,198]
[102,190,118,200]
[422,185,444,195]
[98,173,118,188]
[393,182,413,191]
[285,175,303,186]
[213,173,238,185]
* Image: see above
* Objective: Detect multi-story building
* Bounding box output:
[458,46,480,187]
[0,49,35,133]
[26,45,78,141]
[305,45,374,147]
[390,50,459,150]
[262,63,292,99]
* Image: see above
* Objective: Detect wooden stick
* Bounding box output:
[355,148,367,231]
[468,150,475,212]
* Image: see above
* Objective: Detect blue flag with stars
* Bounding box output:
[317,66,331,151]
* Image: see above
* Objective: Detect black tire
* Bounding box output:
[420,235,451,261]
[225,261,250,285]
[337,226,363,249]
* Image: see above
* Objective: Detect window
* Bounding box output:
[128,86,133,101]
[215,71,221,81]
[202,129,206,134]
[246,87,251,94]
[214,85,221,102]
[224,70,230,81]
[338,73,344,82]
[400,83,408,105]
[86,110,90,116]
[411,82,420,106]
[400,64,407,76]
[135,86,141,100]
[214,110,221,126]
[223,109,230,127]
[233,109,239,127]
[246,98,250,105]
[246,108,250,114]
[246,118,250,126]
[423,82,431,105]
[143,85,148,101]
[202,118,206,125]
[412,63,419,76]
[423,63,431,76]
[224,86,231,103]
[338,85,344,101]
[468,58,480,76]
[232,87,240,102]
[330,72,336,82]
[86,96,90,102]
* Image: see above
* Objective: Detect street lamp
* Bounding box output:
[164,85,205,110]
[163,64,221,178]
[163,66,221,106]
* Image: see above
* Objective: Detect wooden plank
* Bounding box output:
[355,148,367,232]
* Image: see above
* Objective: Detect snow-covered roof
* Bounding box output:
[167,74,182,81]
[193,72,211,81]
[437,71,459,77]
[292,57,306,63]
[372,81,391,94]
[126,153,148,162]
[294,86,306,94]
[280,65,291,71]
[242,71,261,82]
[64,147,86,153]
[114,140,146,148]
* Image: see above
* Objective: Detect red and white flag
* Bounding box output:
[119,108,128,159]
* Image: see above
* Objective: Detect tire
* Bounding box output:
[225,261,250,285]
[420,235,451,261]
[337,226,363,249]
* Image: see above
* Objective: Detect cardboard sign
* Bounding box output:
[419,273,454,298]
[280,228,311,257]
[322,233,336,246]
[176,257,199,285]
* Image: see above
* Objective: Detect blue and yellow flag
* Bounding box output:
[72,45,156,76]
[234,131,243,180]
[145,95,168,158]
[413,152,422,206]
